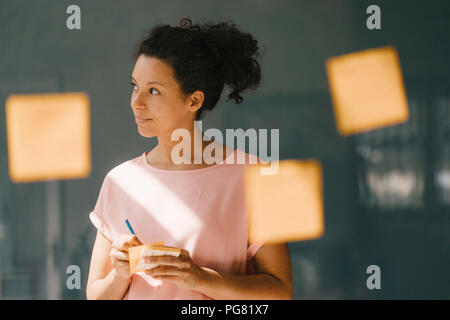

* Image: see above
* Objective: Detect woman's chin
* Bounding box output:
[138,130,157,138]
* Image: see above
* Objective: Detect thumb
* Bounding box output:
[131,235,143,246]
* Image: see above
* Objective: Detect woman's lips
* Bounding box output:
[135,117,152,124]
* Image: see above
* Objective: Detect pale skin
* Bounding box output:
[86,55,292,300]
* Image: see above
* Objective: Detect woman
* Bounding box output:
[86,17,292,300]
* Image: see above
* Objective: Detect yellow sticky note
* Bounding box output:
[326,46,409,135]
[244,160,325,245]
[5,92,91,183]
[129,242,181,274]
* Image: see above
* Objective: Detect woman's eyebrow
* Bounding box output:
[131,76,166,87]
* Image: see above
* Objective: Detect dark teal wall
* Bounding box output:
[0,0,449,299]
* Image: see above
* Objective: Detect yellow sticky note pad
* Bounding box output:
[129,242,181,274]
[5,92,91,183]
[326,46,409,135]
[244,160,325,245]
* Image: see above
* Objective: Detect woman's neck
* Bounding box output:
[147,124,229,170]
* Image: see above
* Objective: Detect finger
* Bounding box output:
[164,247,188,257]
[118,242,134,251]
[116,239,139,251]
[122,235,143,248]
[145,265,181,276]
[150,275,178,281]
[110,249,129,261]
[112,237,129,250]
[116,260,129,268]
[130,235,143,246]
[145,256,189,268]
[110,251,129,261]
[116,234,138,247]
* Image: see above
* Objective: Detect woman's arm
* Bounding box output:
[86,231,139,300]
[145,242,292,300]
[196,243,292,299]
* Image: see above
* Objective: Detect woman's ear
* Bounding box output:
[187,90,205,113]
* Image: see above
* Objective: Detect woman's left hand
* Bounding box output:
[144,249,207,291]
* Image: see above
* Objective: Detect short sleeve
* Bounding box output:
[246,241,264,274]
[89,175,113,242]
[247,241,264,261]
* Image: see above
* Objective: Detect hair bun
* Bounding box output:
[179,18,201,32]
[179,18,192,28]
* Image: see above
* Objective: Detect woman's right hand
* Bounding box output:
[110,234,143,281]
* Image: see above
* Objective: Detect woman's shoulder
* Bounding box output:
[105,153,143,178]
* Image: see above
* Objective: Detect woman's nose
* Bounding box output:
[132,91,146,109]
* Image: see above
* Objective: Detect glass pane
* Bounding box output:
[355,99,424,209]
[434,97,450,205]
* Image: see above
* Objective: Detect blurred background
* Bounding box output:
[0,0,449,299]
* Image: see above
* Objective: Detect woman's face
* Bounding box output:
[130,55,203,138]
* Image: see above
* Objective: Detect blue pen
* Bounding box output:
[125,219,135,235]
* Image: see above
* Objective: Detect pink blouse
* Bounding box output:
[89,148,264,299]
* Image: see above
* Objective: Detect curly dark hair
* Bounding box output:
[132,17,263,120]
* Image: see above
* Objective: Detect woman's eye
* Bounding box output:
[130,82,159,95]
